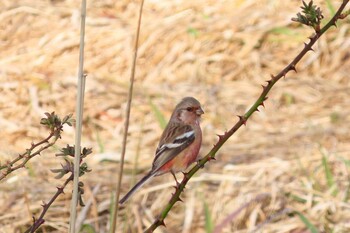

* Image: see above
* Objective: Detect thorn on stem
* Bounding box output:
[159,220,166,227]
[290,65,297,73]
[216,134,225,140]
[41,201,47,208]
[57,186,64,194]
[305,42,314,52]
[338,13,348,20]
[238,115,247,125]
[304,42,313,51]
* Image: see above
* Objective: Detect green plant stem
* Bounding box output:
[69,0,87,232]
[144,1,349,232]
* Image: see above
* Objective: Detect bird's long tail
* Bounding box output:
[119,172,156,204]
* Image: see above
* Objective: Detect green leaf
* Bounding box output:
[329,112,340,124]
[149,99,167,129]
[285,192,307,204]
[203,200,213,233]
[26,162,36,177]
[187,27,199,37]
[94,127,105,153]
[325,0,335,15]
[321,153,338,196]
[80,224,96,233]
[295,211,319,233]
[270,27,295,36]
[109,193,116,233]
[292,0,323,30]
[322,154,334,187]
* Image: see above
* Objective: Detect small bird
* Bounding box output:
[119,97,204,204]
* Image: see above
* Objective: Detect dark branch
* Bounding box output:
[144,1,350,232]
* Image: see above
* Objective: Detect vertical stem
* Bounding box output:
[69,0,87,232]
[110,0,145,232]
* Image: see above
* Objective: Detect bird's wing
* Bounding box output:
[152,123,195,172]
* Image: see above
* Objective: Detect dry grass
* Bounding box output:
[0,0,350,232]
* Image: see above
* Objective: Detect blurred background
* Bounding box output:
[0,0,349,232]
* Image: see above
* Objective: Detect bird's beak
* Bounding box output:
[196,107,204,116]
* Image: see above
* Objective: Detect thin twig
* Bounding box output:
[69,0,87,232]
[0,130,57,181]
[144,1,350,232]
[110,0,145,232]
[25,174,74,233]
[0,112,72,181]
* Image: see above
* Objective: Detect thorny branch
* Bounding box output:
[25,174,74,233]
[144,1,350,232]
[25,145,92,232]
[0,112,73,181]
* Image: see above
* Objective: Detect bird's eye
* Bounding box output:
[186,107,193,111]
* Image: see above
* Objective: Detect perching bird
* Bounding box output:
[119,97,204,204]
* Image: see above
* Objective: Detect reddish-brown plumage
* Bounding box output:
[119,97,204,204]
